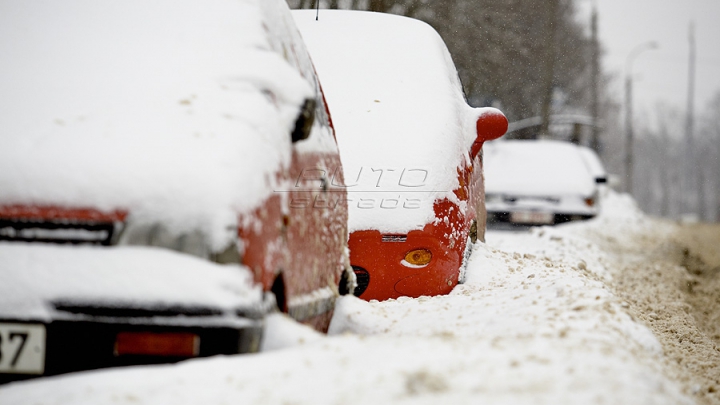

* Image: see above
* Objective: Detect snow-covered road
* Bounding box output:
[1,191,718,405]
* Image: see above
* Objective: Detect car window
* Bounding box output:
[260,1,333,139]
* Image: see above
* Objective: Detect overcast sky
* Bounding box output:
[577,0,720,122]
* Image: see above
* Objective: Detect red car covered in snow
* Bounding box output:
[0,0,350,383]
[293,10,507,300]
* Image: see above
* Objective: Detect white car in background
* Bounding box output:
[578,145,609,185]
[483,140,604,226]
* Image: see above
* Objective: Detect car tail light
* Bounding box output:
[403,249,432,266]
[114,332,199,357]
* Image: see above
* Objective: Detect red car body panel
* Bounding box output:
[1,152,348,334]
[292,10,507,302]
[0,0,350,333]
[238,150,348,332]
[349,156,485,301]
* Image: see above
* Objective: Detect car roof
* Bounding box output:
[293,10,477,233]
[483,140,597,196]
[578,146,607,179]
[0,0,314,249]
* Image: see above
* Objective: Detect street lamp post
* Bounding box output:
[624,41,658,194]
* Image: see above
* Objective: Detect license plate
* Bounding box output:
[510,211,554,224]
[0,323,46,374]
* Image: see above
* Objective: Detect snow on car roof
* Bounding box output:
[483,140,597,197]
[293,10,479,233]
[0,0,314,251]
[0,242,262,321]
[578,146,607,180]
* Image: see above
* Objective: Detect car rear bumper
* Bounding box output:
[348,230,463,301]
[0,317,263,384]
[487,211,595,226]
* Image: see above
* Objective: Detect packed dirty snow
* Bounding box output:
[3,189,713,405]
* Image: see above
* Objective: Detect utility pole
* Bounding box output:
[685,21,701,218]
[624,71,633,193]
[624,41,657,194]
[590,4,600,152]
[539,0,559,140]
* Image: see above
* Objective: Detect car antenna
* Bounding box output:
[315,0,319,20]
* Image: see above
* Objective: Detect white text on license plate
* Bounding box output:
[510,211,554,224]
[0,323,46,374]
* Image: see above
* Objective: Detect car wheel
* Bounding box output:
[469,219,478,244]
[338,265,357,296]
[270,273,287,313]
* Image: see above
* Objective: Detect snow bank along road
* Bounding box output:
[0,191,718,405]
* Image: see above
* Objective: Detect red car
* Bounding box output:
[293,10,507,300]
[0,0,350,383]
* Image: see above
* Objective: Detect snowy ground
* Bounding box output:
[1,190,719,405]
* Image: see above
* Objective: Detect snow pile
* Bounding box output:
[259,313,324,351]
[293,10,482,233]
[0,191,694,404]
[0,0,312,250]
[559,187,676,260]
[327,244,682,404]
[0,243,262,321]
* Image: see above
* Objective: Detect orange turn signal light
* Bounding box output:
[404,249,432,266]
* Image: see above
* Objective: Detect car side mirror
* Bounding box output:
[470,108,508,159]
[291,98,317,143]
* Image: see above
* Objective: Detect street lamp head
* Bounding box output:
[626,41,660,74]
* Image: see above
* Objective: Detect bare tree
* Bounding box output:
[287,0,597,126]
[539,0,559,138]
[700,92,720,221]
[625,95,720,222]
